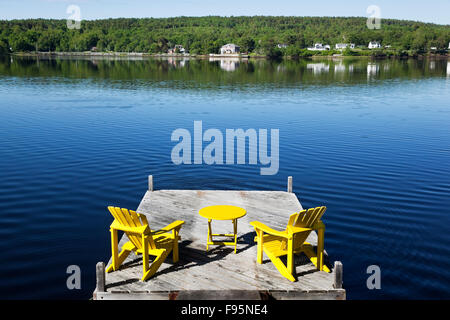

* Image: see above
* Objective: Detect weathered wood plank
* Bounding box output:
[177,290,262,300]
[148,175,153,192]
[334,261,343,289]
[96,262,105,293]
[269,289,346,300]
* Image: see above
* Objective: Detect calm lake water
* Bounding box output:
[0,56,449,299]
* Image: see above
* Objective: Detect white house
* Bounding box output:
[368,41,382,49]
[335,43,355,50]
[168,45,186,54]
[277,44,288,49]
[448,42,450,49]
[308,43,331,51]
[220,44,240,55]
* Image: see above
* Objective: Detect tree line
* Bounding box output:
[0,16,449,56]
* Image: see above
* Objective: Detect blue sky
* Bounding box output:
[0,0,449,25]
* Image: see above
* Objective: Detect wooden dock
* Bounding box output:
[93,176,345,300]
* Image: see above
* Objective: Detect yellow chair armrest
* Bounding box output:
[156,220,185,233]
[286,226,312,234]
[110,220,149,234]
[250,221,289,239]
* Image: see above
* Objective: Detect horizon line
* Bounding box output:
[1,15,449,26]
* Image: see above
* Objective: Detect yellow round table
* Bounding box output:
[199,205,247,253]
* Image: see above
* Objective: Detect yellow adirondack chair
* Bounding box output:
[105,206,185,281]
[250,206,330,282]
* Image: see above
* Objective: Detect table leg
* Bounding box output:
[233,219,237,254]
[207,219,212,252]
[205,217,241,253]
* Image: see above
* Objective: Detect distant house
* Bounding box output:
[308,43,331,51]
[335,43,355,50]
[430,47,437,51]
[220,44,240,55]
[168,45,186,54]
[448,42,450,49]
[90,47,98,52]
[384,45,392,49]
[368,41,382,49]
[277,44,288,49]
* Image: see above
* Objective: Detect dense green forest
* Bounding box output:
[0,16,449,57]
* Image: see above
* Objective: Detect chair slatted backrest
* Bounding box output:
[284,206,327,249]
[295,206,326,228]
[108,206,153,250]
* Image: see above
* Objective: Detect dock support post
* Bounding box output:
[287,176,293,193]
[96,262,106,293]
[148,175,153,192]
[334,261,343,289]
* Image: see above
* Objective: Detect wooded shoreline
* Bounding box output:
[1,17,449,58]
[8,51,449,60]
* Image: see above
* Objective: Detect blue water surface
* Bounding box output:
[0,57,449,299]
